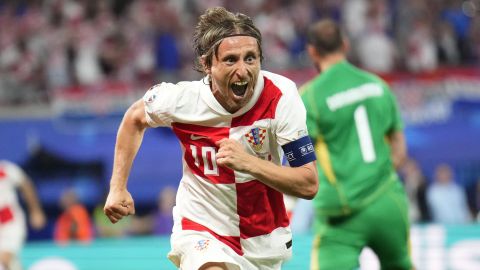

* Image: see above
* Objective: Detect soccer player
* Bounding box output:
[301,19,413,270]
[0,160,46,270]
[104,7,318,270]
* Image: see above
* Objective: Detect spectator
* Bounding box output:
[400,158,431,223]
[405,15,438,72]
[465,176,480,222]
[426,163,471,224]
[356,0,397,73]
[54,188,94,244]
[151,186,176,236]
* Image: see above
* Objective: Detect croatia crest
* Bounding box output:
[244,127,267,152]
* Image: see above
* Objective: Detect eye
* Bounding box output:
[224,56,237,65]
[245,55,257,64]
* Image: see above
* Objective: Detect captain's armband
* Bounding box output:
[282,136,316,167]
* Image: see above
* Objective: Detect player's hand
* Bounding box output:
[216,138,254,172]
[29,208,46,230]
[104,188,135,224]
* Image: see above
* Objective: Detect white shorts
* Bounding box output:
[168,230,285,270]
[0,214,26,254]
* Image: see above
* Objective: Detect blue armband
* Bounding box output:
[282,136,316,167]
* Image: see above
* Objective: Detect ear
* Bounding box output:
[342,37,350,54]
[307,44,321,62]
[200,55,211,74]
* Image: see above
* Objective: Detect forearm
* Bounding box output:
[246,158,318,200]
[19,178,43,213]
[110,100,148,190]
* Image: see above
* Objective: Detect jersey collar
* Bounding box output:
[200,72,265,117]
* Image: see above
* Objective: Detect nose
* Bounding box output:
[235,61,248,78]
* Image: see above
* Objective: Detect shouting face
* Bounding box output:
[207,36,261,113]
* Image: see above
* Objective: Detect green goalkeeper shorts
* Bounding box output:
[310,181,413,270]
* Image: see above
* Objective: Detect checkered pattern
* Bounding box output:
[244,128,267,150]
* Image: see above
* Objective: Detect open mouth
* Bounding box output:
[231,81,248,97]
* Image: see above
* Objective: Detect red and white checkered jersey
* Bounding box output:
[143,71,308,260]
[0,160,26,225]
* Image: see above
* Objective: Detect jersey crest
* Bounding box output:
[244,127,267,152]
[194,239,210,251]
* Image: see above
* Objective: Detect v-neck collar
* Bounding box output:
[199,73,265,117]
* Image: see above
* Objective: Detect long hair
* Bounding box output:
[192,7,263,74]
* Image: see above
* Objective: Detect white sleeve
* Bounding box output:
[274,88,309,146]
[143,83,181,127]
[3,161,26,187]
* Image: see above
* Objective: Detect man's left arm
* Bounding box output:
[387,130,407,170]
[384,83,407,170]
[216,138,318,200]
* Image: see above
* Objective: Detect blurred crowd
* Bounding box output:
[50,159,480,243]
[0,0,479,106]
[50,185,177,244]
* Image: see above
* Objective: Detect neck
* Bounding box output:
[318,53,345,73]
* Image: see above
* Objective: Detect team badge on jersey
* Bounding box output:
[194,239,210,251]
[245,127,267,152]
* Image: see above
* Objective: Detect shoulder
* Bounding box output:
[146,80,203,95]
[348,64,389,86]
[299,79,316,97]
[144,79,204,104]
[0,160,25,184]
[0,160,20,172]
[261,70,297,95]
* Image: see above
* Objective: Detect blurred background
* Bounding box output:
[0,0,480,269]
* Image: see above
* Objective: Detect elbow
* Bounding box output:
[297,162,319,200]
[124,99,149,130]
[301,177,319,200]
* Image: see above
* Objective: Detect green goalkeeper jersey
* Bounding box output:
[301,60,404,216]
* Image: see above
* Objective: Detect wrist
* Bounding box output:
[110,182,127,191]
[245,155,262,175]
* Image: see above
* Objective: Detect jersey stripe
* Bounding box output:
[315,137,336,184]
[182,217,243,255]
[236,180,289,238]
[231,77,282,128]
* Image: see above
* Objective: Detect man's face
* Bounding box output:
[208,36,261,113]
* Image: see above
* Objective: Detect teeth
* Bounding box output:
[233,81,248,86]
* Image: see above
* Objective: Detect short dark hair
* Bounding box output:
[307,19,343,56]
[193,7,263,73]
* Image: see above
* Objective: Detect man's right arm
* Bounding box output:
[104,99,150,223]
